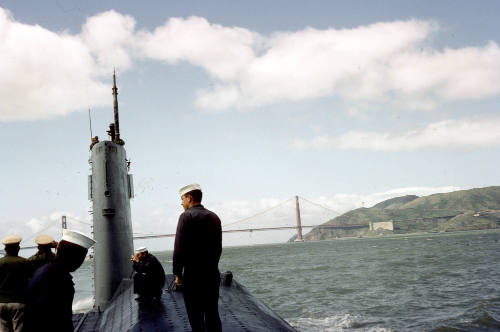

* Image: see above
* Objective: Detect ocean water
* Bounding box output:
[73,230,500,331]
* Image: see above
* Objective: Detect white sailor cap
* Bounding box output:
[35,234,55,245]
[61,229,95,249]
[135,247,148,254]
[2,235,22,245]
[179,183,201,196]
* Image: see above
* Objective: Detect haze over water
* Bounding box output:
[74,230,500,331]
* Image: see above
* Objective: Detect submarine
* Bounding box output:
[72,72,296,331]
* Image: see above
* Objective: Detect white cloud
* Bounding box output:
[389,42,500,104]
[294,116,500,151]
[185,20,500,111]
[81,10,136,71]
[1,9,500,121]
[0,8,109,121]
[194,20,439,109]
[137,16,259,81]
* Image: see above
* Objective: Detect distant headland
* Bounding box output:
[294,186,500,241]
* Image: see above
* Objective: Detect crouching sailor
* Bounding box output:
[131,247,165,304]
[24,230,95,332]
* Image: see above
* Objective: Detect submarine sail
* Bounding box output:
[76,73,296,331]
[89,71,134,311]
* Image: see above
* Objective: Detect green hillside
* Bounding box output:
[302,186,500,241]
[400,187,500,211]
[372,195,419,209]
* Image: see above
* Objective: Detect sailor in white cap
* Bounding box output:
[0,235,32,332]
[131,246,165,303]
[135,246,148,254]
[24,230,95,332]
[178,183,201,197]
[173,183,223,331]
[28,234,58,271]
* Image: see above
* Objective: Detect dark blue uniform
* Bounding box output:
[24,262,74,332]
[133,253,166,300]
[173,204,222,332]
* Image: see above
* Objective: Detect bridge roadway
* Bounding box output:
[15,224,367,251]
[132,224,367,239]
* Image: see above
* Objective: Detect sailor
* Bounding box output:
[131,247,166,303]
[0,235,32,332]
[89,136,99,150]
[27,234,57,272]
[173,184,222,332]
[24,229,95,332]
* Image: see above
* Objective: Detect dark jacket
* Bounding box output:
[173,204,222,284]
[28,249,55,272]
[0,255,31,303]
[133,253,166,292]
[24,262,75,332]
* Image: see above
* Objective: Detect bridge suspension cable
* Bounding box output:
[21,223,55,246]
[66,216,92,226]
[223,197,294,228]
[298,196,343,216]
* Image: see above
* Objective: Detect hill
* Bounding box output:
[372,195,419,209]
[302,186,500,241]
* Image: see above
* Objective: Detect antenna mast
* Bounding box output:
[112,69,120,142]
[88,108,93,139]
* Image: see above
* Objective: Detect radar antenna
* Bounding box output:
[88,108,93,139]
[112,69,122,144]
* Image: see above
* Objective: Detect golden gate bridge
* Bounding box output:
[129,196,365,241]
[19,196,366,251]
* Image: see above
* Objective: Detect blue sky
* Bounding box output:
[1,0,499,251]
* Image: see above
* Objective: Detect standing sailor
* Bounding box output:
[24,230,95,332]
[27,234,57,272]
[0,235,32,332]
[173,184,222,332]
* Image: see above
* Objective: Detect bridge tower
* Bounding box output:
[61,215,67,230]
[295,196,304,242]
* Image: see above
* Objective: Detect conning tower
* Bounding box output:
[75,73,297,332]
[89,71,134,311]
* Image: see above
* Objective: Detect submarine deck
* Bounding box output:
[73,274,296,331]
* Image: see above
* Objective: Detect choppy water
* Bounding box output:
[74,230,500,331]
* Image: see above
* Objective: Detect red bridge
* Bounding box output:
[18,196,364,251]
[131,196,366,240]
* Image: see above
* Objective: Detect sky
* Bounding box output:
[0,0,499,252]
